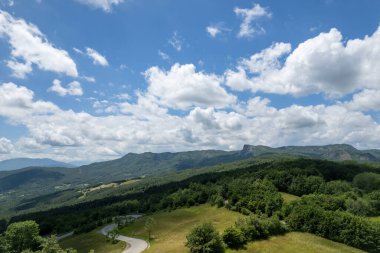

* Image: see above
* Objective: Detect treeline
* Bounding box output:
[0,220,81,253]
[2,158,380,252]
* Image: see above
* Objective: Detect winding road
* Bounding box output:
[100,224,149,253]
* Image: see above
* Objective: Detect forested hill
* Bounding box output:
[1,144,380,217]
[240,144,380,162]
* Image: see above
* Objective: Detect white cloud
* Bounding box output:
[0,137,13,154]
[1,82,380,161]
[206,26,221,38]
[234,3,271,38]
[6,60,32,79]
[225,42,291,91]
[206,24,230,38]
[168,32,183,51]
[116,93,130,100]
[158,50,170,60]
[86,47,109,66]
[144,63,236,110]
[75,0,124,12]
[345,89,380,111]
[81,76,96,82]
[242,42,292,73]
[48,79,83,97]
[0,82,58,120]
[0,10,78,78]
[73,47,84,54]
[226,26,380,97]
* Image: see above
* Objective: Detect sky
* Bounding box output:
[0,0,380,163]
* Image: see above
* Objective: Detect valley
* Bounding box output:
[1,145,380,253]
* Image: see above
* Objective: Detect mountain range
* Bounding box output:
[1,144,380,215]
[0,158,74,171]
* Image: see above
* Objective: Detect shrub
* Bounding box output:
[222,227,246,249]
[186,223,225,253]
[235,215,286,242]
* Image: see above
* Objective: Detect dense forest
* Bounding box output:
[1,158,380,252]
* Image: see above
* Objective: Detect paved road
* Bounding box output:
[100,224,149,253]
[57,231,74,241]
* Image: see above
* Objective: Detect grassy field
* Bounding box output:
[119,204,243,253]
[280,192,300,203]
[119,204,363,253]
[241,232,364,253]
[59,230,126,253]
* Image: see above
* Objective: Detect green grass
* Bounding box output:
[368,216,380,223]
[119,204,363,253]
[59,230,126,253]
[280,192,300,203]
[238,232,364,253]
[119,204,243,253]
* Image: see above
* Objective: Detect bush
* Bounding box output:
[367,190,380,215]
[186,223,225,253]
[345,198,374,216]
[235,215,286,242]
[222,227,246,249]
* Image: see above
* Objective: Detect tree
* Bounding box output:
[353,173,380,192]
[222,227,246,249]
[5,220,41,253]
[186,223,225,253]
[289,176,324,196]
[0,235,7,253]
[144,217,156,241]
[38,235,79,253]
[0,219,7,234]
[107,230,118,244]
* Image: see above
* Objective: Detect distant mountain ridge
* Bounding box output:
[1,144,380,204]
[240,144,380,162]
[0,158,74,171]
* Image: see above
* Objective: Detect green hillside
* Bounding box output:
[2,144,380,218]
[118,204,364,253]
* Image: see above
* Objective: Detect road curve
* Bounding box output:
[100,224,149,253]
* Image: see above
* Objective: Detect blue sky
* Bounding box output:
[0,0,380,162]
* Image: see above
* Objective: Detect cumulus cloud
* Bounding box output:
[0,82,58,120]
[144,63,236,110]
[345,89,380,111]
[0,10,78,78]
[85,47,109,66]
[48,79,83,97]
[226,42,291,91]
[0,137,13,154]
[234,3,271,38]
[226,26,380,97]
[6,60,32,79]
[74,0,124,12]
[1,81,380,161]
